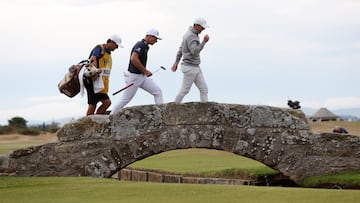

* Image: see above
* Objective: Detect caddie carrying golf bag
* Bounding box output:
[58,60,90,98]
[58,44,104,98]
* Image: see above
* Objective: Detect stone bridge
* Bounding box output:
[1,102,359,185]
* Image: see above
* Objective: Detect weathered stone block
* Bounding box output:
[182,177,199,184]
[147,171,164,183]
[163,174,182,183]
[131,170,148,182]
[119,168,132,181]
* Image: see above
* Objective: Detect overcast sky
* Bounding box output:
[1,0,359,125]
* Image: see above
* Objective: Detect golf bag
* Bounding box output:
[58,60,90,98]
[58,44,104,98]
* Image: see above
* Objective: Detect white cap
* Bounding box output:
[146,28,162,40]
[193,17,209,29]
[109,34,124,48]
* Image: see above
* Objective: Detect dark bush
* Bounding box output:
[0,125,17,135]
[19,127,41,136]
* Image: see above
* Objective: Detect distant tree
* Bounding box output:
[8,116,28,128]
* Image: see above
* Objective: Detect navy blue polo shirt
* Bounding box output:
[90,45,110,67]
[128,39,149,74]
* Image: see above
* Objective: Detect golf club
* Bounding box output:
[112,66,166,96]
[112,83,134,96]
[152,66,166,74]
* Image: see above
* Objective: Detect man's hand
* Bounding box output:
[144,69,152,77]
[203,34,210,43]
[171,64,178,72]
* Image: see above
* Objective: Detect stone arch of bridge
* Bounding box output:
[83,102,310,183]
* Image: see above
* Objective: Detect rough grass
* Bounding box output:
[309,121,360,135]
[1,176,360,203]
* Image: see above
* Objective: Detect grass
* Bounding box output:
[129,148,278,179]
[129,148,360,188]
[309,121,360,135]
[302,170,360,188]
[1,176,360,203]
[0,141,47,154]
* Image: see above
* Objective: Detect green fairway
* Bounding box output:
[0,141,46,154]
[130,148,277,178]
[0,176,359,203]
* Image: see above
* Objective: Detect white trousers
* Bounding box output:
[111,71,163,115]
[174,64,208,103]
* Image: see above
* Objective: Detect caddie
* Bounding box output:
[83,34,123,115]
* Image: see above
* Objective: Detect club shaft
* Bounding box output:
[152,66,166,74]
[112,83,134,95]
[112,66,165,96]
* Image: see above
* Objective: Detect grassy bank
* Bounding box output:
[1,176,359,203]
[302,170,360,189]
[129,148,278,179]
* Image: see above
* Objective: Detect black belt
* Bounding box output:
[128,70,142,74]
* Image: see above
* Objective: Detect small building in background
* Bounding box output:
[309,107,340,122]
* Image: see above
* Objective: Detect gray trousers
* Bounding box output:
[174,64,208,103]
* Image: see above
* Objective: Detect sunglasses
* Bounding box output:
[111,40,118,48]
